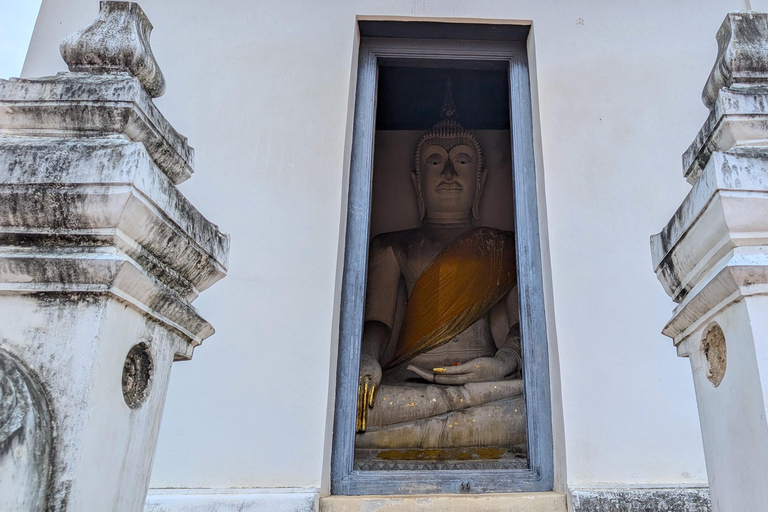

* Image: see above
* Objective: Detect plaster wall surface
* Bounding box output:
[21,0,742,494]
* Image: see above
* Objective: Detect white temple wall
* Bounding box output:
[21,0,745,498]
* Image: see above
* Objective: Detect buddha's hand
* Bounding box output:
[356,353,381,433]
[407,348,518,385]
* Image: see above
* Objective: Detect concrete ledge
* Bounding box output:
[0,73,194,184]
[320,492,566,512]
[145,489,318,512]
[570,486,710,512]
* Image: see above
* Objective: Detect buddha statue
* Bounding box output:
[356,83,526,455]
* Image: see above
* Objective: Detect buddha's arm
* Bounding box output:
[361,321,390,370]
[495,285,522,373]
[358,236,401,431]
[362,236,401,364]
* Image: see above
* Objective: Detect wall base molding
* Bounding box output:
[145,488,318,512]
[570,485,710,511]
[145,485,710,511]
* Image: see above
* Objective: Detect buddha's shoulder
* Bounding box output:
[473,226,515,241]
[370,228,424,251]
[371,227,514,249]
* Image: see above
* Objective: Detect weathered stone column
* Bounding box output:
[0,2,228,511]
[651,11,768,512]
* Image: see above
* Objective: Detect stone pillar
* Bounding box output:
[0,2,229,511]
[651,11,768,512]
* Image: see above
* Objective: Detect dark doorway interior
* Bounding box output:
[376,65,511,131]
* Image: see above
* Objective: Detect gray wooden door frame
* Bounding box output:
[331,34,554,495]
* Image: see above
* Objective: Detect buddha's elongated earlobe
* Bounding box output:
[411,170,425,220]
[472,168,487,220]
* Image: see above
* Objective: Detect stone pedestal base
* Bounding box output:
[319,492,566,512]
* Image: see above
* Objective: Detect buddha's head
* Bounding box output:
[412,81,486,222]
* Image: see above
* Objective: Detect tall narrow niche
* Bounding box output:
[354,62,525,471]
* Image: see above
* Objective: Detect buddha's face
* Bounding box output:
[419,140,479,219]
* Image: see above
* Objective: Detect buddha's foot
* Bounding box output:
[364,378,523,429]
[355,395,526,449]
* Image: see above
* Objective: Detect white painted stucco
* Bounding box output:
[20,0,741,497]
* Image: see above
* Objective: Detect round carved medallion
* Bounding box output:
[702,323,726,387]
[122,343,153,408]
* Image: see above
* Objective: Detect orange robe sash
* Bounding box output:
[384,227,516,370]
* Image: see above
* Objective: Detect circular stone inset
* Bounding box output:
[122,343,153,408]
[701,323,726,387]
